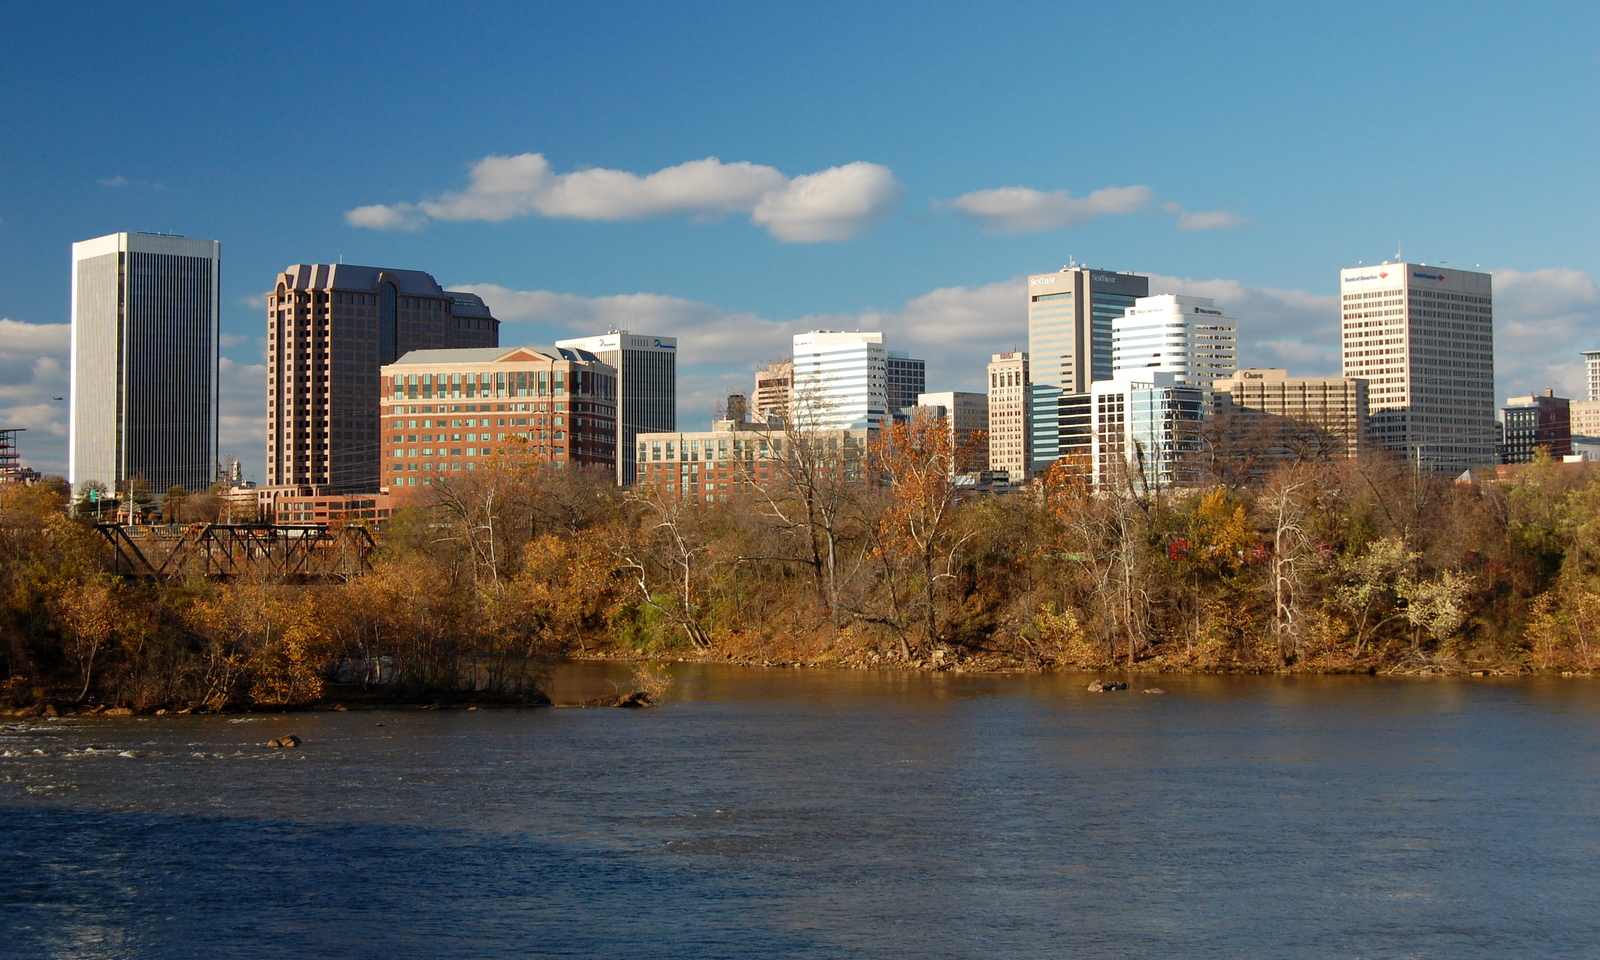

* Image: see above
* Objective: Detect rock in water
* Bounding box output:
[1143,687,1167,695]
[268,735,303,749]
[103,707,134,717]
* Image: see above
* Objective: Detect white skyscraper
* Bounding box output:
[1112,294,1238,402]
[1583,349,1600,402]
[1340,263,1495,473]
[791,331,888,430]
[70,232,221,495]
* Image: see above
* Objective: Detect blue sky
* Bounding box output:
[3,1,1597,480]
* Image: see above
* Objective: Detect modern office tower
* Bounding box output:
[1500,390,1572,463]
[791,330,889,430]
[1212,368,1369,462]
[1340,263,1495,474]
[987,352,1030,479]
[379,346,617,495]
[1028,266,1149,395]
[1584,349,1600,401]
[1089,373,1205,490]
[1113,295,1237,403]
[887,355,927,416]
[636,420,872,502]
[915,391,989,471]
[754,359,793,421]
[555,331,676,486]
[267,264,499,494]
[71,232,220,495]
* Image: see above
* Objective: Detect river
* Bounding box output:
[3,664,1599,959]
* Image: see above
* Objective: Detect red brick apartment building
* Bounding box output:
[380,346,617,497]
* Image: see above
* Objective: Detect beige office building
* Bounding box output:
[915,391,989,472]
[754,359,793,422]
[987,352,1030,479]
[1340,263,1494,473]
[1572,399,1600,439]
[635,419,870,502]
[1213,368,1369,458]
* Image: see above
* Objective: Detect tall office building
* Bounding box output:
[1340,263,1496,474]
[1090,373,1205,490]
[1113,294,1237,403]
[987,352,1030,479]
[555,331,677,486]
[267,264,499,493]
[1028,266,1149,395]
[1583,349,1600,401]
[1212,368,1369,463]
[915,391,989,472]
[791,331,891,431]
[754,359,793,422]
[887,355,927,415]
[71,232,220,494]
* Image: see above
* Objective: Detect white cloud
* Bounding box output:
[347,153,901,243]
[1148,274,1340,375]
[0,319,71,476]
[1491,268,1600,400]
[750,162,903,242]
[939,184,1153,234]
[1162,202,1252,231]
[218,357,265,480]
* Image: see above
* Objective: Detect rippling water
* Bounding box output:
[3,665,1599,959]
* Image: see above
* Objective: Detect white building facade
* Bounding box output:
[70,232,221,495]
[1340,263,1495,474]
[987,352,1030,479]
[791,331,889,430]
[1112,294,1237,403]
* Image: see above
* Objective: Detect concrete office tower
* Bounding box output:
[754,359,793,422]
[555,331,677,486]
[1212,368,1369,462]
[267,264,499,493]
[1340,263,1496,474]
[1090,373,1204,490]
[1500,390,1572,463]
[1028,266,1149,395]
[987,352,1030,479]
[1583,349,1600,401]
[791,331,890,430]
[380,346,616,496]
[915,391,989,472]
[71,232,220,495]
[1113,295,1238,402]
[887,355,927,416]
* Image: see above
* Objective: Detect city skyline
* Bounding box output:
[3,3,1600,480]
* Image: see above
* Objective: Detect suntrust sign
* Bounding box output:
[1028,276,1058,286]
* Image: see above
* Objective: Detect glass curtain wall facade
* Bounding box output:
[1090,374,1204,491]
[70,232,220,495]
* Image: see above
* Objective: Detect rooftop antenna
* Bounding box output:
[1396,241,1403,262]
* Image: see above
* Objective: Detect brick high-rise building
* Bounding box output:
[380,346,616,496]
[266,264,499,493]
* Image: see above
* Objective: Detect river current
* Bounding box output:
[3,664,1599,959]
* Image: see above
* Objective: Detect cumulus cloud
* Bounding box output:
[347,153,901,242]
[1162,202,1252,231]
[1148,274,1340,375]
[218,357,266,480]
[939,185,1153,234]
[1492,268,1600,400]
[0,319,72,476]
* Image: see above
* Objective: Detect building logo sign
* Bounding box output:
[1028,276,1057,287]
[1413,271,1446,282]
[1343,271,1390,282]
[1090,273,1117,283]
[1193,307,1222,316]
[652,339,676,350]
